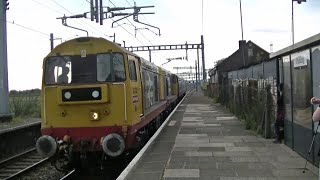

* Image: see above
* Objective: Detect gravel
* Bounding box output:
[14,161,65,180]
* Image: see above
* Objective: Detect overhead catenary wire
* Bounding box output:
[124,0,169,64]
[109,0,154,45]
[85,0,164,61]
[114,1,170,63]
[49,0,106,37]
[30,0,103,37]
[110,19,145,45]
[31,0,63,15]
[2,19,50,37]
[125,0,151,25]
[122,0,156,45]
[83,0,144,45]
[109,0,168,62]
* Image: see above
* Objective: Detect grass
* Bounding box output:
[9,95,40,118]
[8,89,41,119]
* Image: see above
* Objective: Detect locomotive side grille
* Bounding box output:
[62,87,102,102]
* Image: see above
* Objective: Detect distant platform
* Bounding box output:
[0,113,13,122]
[0,117,40,132]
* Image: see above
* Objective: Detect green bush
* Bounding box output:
[9,89,41,118]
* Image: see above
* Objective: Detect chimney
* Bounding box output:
[239,40,246,49]
[239,40,246,66]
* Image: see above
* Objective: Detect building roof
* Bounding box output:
[214,40,269,73]
[270,32,320,59]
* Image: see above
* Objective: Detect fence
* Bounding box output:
[208,78,277,138]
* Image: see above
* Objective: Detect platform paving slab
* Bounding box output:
[125,91,318,180]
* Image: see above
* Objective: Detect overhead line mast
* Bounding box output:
[0,0,11,121]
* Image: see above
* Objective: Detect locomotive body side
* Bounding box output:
[178,77,187,98]
[171,74,179,97]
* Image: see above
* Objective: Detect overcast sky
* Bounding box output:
[5,0,320,90]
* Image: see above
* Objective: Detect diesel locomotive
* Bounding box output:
[35,37,187,170]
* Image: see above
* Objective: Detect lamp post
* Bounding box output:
[239,0,245,67]
[292,0,306,46]
[239,0,244,41]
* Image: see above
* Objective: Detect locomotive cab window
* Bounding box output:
[97,53,126,82]
[128,60,137,81]
[45,53,125,85]
[45,56,72,85]
[97,53,125,82]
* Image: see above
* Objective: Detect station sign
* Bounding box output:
[293,56,308,68]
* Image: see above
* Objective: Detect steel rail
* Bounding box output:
[0,148,49,180]
[60,169,76,180]
[0,148,36,167]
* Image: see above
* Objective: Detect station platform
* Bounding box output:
[124,91,318,180]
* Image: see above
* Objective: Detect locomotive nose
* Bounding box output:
[36,135,57,157]
[102,133,125,157]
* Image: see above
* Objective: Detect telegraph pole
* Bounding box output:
[50,33,54,50]
[0,0,11,121]
[195,60,198,92]
[201,35,206,80]
[197,47,200,86]
[49,33,62,50]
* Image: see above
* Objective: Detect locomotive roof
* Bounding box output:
[47,37,135,57]
[140,58,159,73]
[46,36,181,79]
[159,67,172,75]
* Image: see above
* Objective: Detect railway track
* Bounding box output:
[0,148,49,180]
[60,169,76,180]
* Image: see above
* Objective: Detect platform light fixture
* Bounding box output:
[292,0,306,46]
[294,0,306,4]
[5,0,9,10]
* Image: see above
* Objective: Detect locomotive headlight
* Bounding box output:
[90,112,99,120]
[92,90,100,98]
[64,92,71,99]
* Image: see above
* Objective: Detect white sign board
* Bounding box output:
[293,57,307,68]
